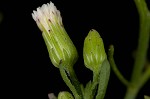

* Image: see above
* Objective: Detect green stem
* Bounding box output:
[124,86,140,99]
[67,68,83,99]
[124,0,150,99]
[124,67,150,99]
[90,73,99,99]
[108,45,130,86]
[59,64,80,99]
[131,0,150,83]
[138,66,150,88]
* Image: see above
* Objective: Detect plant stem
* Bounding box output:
[124,0,150,99]
[138,66,150,89]
[124,67,150,99]
[108,45,130,86]
[124,86,140,99]
[131,0,150,83]
[59,64,80,99]
[68,67,84,99]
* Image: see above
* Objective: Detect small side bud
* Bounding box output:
[83,29,106,74]
[58,91,74,99]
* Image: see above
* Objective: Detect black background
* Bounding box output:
[0,0,149,99]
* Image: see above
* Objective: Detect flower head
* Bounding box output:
[32,1,62,33]
[32,2,78,69]
[83,29,106,74]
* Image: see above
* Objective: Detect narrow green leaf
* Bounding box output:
[83,81,92,99]
[96,59,110,99]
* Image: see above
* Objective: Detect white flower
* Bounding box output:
[32,1,78,68]
[32,1,62,33]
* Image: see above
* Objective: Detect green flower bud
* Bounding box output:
[58,91,74,99]
[32,2,78,68]
[83,29,106,74]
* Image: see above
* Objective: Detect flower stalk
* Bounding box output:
[32,2,83,99]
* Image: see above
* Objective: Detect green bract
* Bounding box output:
[83,29,106,74]
[32,2,78,69]
[58,91,74,99]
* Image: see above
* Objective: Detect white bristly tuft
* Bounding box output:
[32,1,62,32]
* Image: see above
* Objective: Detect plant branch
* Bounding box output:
[108,45,130,86]
[138,66,150,88]
[67,67,83,99]
[124,0,150,99]
[131,0,150,83]
[59,64,80,99]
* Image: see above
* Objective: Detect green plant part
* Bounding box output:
[31,0,150,99]
[83,29,106,74]
[144,95,150,99]
[32,2,78,71]
[58,91,74,99]
[83,29,110,99]
[32,2,83,99]
[108,0,150,98]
